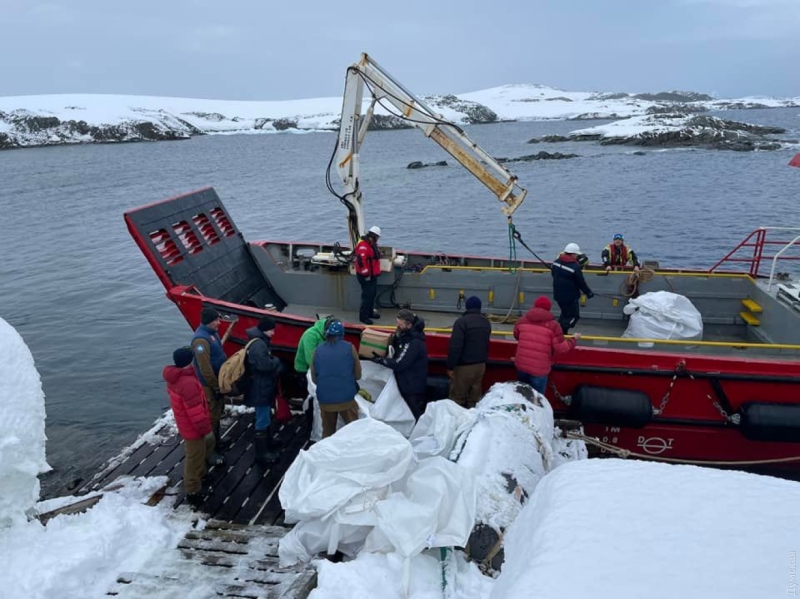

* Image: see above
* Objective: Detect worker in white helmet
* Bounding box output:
[354,225,383,325]
[551,242,594,334]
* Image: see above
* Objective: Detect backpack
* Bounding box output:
[218,338,260,395]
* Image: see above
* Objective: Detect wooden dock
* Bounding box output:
[73,408,316,598]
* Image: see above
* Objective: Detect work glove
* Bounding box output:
[371,351,385,365]
[587,292,595,299]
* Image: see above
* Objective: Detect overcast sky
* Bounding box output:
[2,0,798,100]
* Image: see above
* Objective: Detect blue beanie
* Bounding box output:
[327,320,344,337]
[465,296,481,310]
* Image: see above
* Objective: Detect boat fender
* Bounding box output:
[739,402,800,443]
[569,385,653,428]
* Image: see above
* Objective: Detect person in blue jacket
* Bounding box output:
[311,320,362,439]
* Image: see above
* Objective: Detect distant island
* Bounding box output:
[0,84,797,150]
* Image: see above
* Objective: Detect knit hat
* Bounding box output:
[397,309,416,323]
[201,306,220,325]
[326,320,344,337]
[257,316,276,332]
[613,233,624,240]
[465,296,481,310]
[173,346,194,368]
[534,296,552,311]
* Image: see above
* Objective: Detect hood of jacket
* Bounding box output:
[557,253,579,264]
[246,326,271,344]
[522,307,555,325]
[163,364,195,386]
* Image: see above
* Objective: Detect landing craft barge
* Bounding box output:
[125,187,800,471]
[126,54,800,472]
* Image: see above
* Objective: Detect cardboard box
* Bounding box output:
[359,327,393,358]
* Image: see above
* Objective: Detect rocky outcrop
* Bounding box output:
[496,151,578,163]
[633,91,714,102]
[425,94,497,124]
[407,160,448,169]
[272,117,298,131]
[568,114,788,151]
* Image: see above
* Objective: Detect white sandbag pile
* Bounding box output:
[278,418,476,567]
[454,382,586,570]
[622,291,703,342]
[280,382,586,575]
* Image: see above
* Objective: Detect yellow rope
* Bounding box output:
[566,431,800,466]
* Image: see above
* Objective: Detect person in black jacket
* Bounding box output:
[552,243,594,335]
[244,316,283,468]
[446,296,491,408]
[373,309,428,420]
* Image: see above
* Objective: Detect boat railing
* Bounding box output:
[708,226,800,280]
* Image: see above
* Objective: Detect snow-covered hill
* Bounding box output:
[0,84,797,149]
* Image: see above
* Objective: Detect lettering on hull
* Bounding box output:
[637,436,675,455]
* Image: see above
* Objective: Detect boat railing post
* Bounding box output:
[767,234,800,292]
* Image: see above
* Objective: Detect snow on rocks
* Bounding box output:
[568,113,788,151]
[492,459,800,599]
[1,84,798,149]
[0,317,49,527]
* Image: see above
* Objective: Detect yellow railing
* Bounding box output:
[417,264,755,280]
[368,324,800,351]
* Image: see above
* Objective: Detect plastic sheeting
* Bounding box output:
[622,291,703,343]
[306,361,415,441]
[278,418,476,567]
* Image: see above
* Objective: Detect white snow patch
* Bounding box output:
[0,317,49,527]
[0,481,192,599]
[309,550,494,599]
[493,459,800,599]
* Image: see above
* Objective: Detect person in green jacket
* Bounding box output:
[294,316,335,374]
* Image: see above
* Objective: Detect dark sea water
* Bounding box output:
[0,108,798,497]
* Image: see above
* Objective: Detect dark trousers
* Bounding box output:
[403,393,427,421]
[357,274,378,321]
[557,299,580,335]
[450,363,486,409]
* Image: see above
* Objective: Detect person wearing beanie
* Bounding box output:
[244,315,283,468]
[191,306,228,450]
[513,296,580,394]
[294,315,336,375]
[372,310,429,420]
[310,319,362,438]
[446,296,492,408]
[163,346,221,508]
[552,242,594,334]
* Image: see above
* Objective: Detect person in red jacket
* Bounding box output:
[163,347,222,507]
[513,296,581,395]
[355,226,382,325]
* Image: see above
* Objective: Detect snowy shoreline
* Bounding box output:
[1,84,798,150]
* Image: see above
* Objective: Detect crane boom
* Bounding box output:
[331,52,528,248]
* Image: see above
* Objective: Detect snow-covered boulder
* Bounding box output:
[492,459,800,599]
[454,382,586,570]
[0,317,49,527]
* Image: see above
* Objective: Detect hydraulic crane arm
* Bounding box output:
[331,52,528,249]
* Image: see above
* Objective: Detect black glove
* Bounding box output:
[370,351,385,364]
[587,292,595,299]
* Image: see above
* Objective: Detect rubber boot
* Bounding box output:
[185,491,206,509]
[254,431,279,470]
[214,423,229,453]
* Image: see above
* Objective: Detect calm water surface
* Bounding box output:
[0,109,797,496]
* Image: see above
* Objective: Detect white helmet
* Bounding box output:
[564,243,581,254]
[368,226,382,237]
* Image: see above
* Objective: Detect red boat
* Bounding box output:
[125,55,800,473]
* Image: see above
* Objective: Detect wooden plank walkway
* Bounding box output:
[79,409,312,526]
[106,520,316,598]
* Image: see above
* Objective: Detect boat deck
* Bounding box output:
[283,303,800,359]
